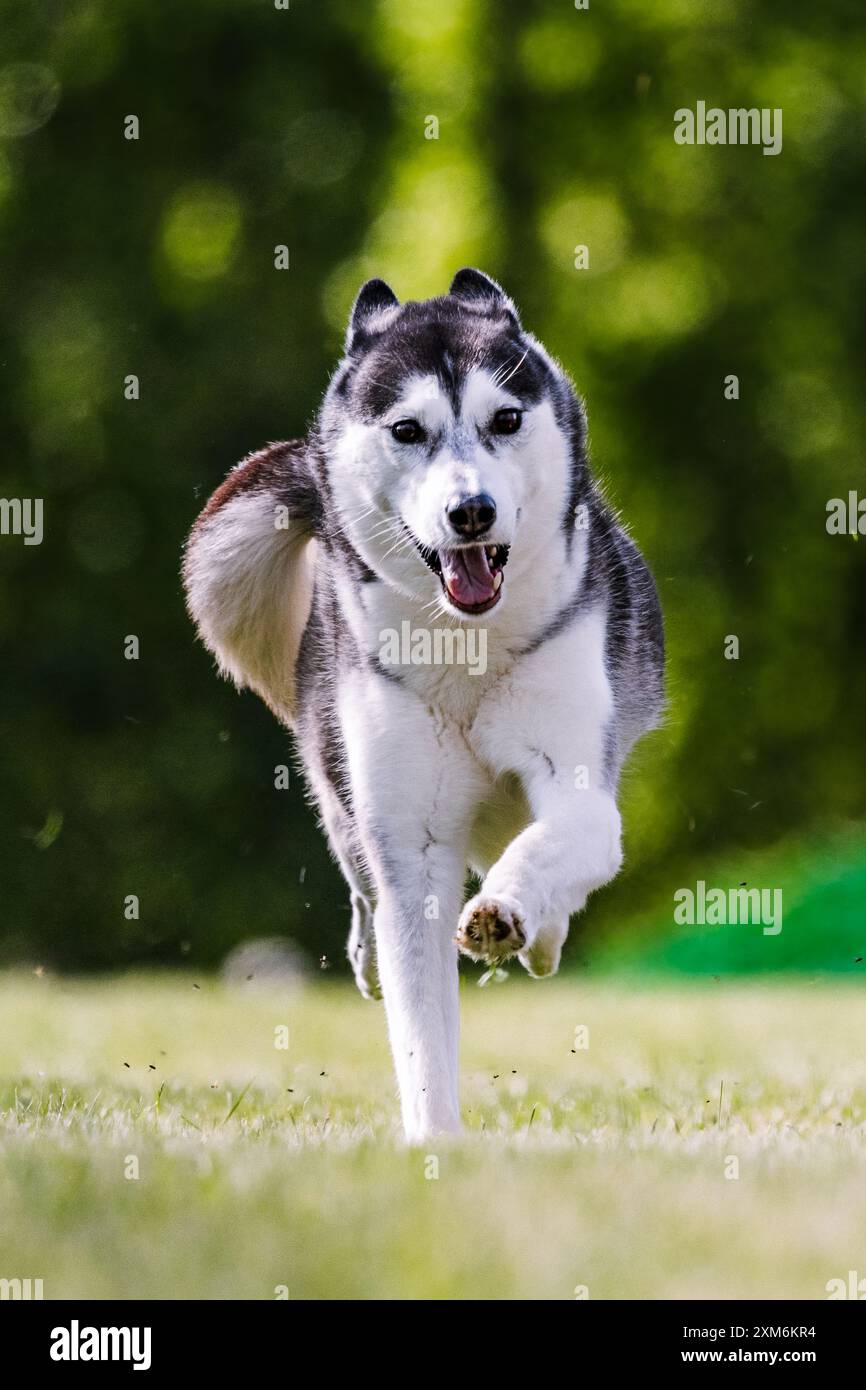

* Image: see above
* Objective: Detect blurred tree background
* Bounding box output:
[1,0,864,972]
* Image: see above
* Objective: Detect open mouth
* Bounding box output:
[416,541,510,615]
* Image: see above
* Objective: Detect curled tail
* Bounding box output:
[182,441,320,727]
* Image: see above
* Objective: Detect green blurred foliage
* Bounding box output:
[591,825,866,974]
[1,0,864,970]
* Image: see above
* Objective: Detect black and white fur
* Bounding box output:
[184,270,664,1143]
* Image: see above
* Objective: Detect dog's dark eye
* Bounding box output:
[391,418,425,445]
[492,407,522,436]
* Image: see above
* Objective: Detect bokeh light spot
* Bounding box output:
[0,64,60,138]
[160,184,243,281]
[540,191,630,274]
[519,18,601,90]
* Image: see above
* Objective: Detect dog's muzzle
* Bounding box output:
[417,541,510,615]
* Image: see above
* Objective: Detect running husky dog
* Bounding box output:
[183,269,664,1142]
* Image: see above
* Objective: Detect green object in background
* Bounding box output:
[591,829,866,975]
[648,860,866,975]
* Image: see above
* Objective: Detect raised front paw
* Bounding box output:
[455,893,526,963]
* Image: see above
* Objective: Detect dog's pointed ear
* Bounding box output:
[449,268,521,325]
[346,278,400,352]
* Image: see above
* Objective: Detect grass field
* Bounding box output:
[1,971,864,1300]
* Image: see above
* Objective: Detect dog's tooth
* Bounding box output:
[493,571,503,592]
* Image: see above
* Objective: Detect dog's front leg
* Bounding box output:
[458,776,622,977]
[340,678,483,1143]
[371,846,467,1142]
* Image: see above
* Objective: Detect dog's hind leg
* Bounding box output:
[347,891,378,1001]
[312,778,381,1001]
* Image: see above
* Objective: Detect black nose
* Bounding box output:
[446,492,496,538]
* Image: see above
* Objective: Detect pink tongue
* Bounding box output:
[439,547,496,607]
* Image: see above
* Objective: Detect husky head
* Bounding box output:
[318,269,587,620]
